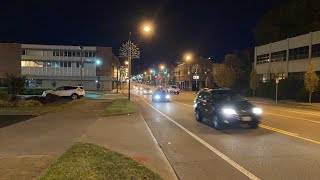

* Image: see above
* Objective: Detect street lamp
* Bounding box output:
[160,65,165,70]
[96,59,102,91]
[126,23,153,100]
[125,61,129,65]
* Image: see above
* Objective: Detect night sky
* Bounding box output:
[0,0,286,73]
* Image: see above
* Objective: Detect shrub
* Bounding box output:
[5,74,26,95]
[21,88,47,95]
[26,94,59,104]
[15,100,43,107]
[296,88,320,102]
[0,100,11,107]
[0,91,11,101]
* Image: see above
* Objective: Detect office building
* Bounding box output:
[254,30,320,81]
[0,43,119,90]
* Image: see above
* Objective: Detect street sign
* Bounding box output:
[193,75,199,79]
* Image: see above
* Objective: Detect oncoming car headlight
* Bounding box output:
[252,107,263,115]
[155,95,160,99]
[143,90,147,93]
[165,95,170,99]
[222,108,236,115]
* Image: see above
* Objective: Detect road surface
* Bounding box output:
[132,84,320,180]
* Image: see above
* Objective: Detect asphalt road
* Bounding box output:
[132,84,320,180]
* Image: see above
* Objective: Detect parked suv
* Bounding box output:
[194,89,262,129]
[42,86,85,100]
[167,85,180,94]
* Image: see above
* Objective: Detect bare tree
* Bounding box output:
[212,64,236,88]
[304,61,319,103]
[119,41,140,59]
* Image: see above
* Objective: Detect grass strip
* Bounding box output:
[40,143,161,180]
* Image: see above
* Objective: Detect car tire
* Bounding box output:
[213,115,223,130]
[249,121,259,129]
[71,94,78,100]
[177,92,180,95]
[195,110,203,122]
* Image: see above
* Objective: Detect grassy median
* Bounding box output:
[39,143,161,180]
[104,99,137,116]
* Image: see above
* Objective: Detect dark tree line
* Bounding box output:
[255,0,320,45]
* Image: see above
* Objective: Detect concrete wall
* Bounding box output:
[0,43,21,79]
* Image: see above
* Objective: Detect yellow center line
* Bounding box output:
[265,112,320,124]
[172,100,320,145]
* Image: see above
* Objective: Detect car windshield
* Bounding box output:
[144,88,150,90]
[170,85,177,88]
[211,90,244,101]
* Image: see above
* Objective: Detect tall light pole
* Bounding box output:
[96,59,102,91]
[128,32,132,100]
[79,46,83,86]
[184,53,193,90]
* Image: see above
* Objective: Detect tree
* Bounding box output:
[212,64,237,88]
[5,74,26,96]
[255,0,320,45]
[250,67,259,98]
[119,41,140,60]
[304,61,319,103]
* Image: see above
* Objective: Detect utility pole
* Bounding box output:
[116,67,119,93]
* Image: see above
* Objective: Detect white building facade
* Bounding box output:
[0,43,119,90]
[254,30,320,81]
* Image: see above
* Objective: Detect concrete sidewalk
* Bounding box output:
[0,97,177,180]
[79,112,177,180]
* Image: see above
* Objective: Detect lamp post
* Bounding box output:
[184,53,193,91]
[96,59,102,91]
[125,24,153,100]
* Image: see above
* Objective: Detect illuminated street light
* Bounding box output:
[150,69,153,73]
[160,65,165,70]
[125,61,129,65]
[185,53,193,62]
[144,71,147,75]
[144,26,151,32]
[95,59,102,65]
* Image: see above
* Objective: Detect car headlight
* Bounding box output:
[252,107,262,115]
[144,90,146,93]
[165,95,170,99]
[150,90,152,93]
[155,95,160,99]
[222,108,236,115]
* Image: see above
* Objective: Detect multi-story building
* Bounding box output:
[174,57,213,90]
[254,30,320,81]
[0,43,120,90]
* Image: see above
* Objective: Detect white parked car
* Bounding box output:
[42,86,85,100]
[167,85,180,94]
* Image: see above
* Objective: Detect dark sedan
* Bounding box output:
[194,89,262,129]
[152,90,170,102]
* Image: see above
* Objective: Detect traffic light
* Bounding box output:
[164,70,167,75]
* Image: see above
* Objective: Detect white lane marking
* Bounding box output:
[140,97,260,180]
[265,112,320,125]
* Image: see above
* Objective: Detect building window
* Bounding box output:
[67,52,72,57]
[76,62,80,67]
[72,52,76,57]
[84,52,89,57]
[271,50,287,62]
[312,43,320,58]
[257,54,270,64]
[92,52,96,57]
[22,50,26,55]
[289,46,309,60]
[76,52,80,57]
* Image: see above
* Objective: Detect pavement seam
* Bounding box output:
[139,96,261,180]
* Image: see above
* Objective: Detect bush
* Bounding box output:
[0,100,11,107]
[15,100,43,107]
[26,94,59,104]
[295,88,320,102]
[21,88,47,95]
[0,91,11,101]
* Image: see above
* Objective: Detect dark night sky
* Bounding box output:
[0,0,286,73]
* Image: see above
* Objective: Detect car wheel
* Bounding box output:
[250,121,259,129]
[195,110,203,122]
[213,115,223,130]
[71,94,78,100]
[177,92,180,95]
